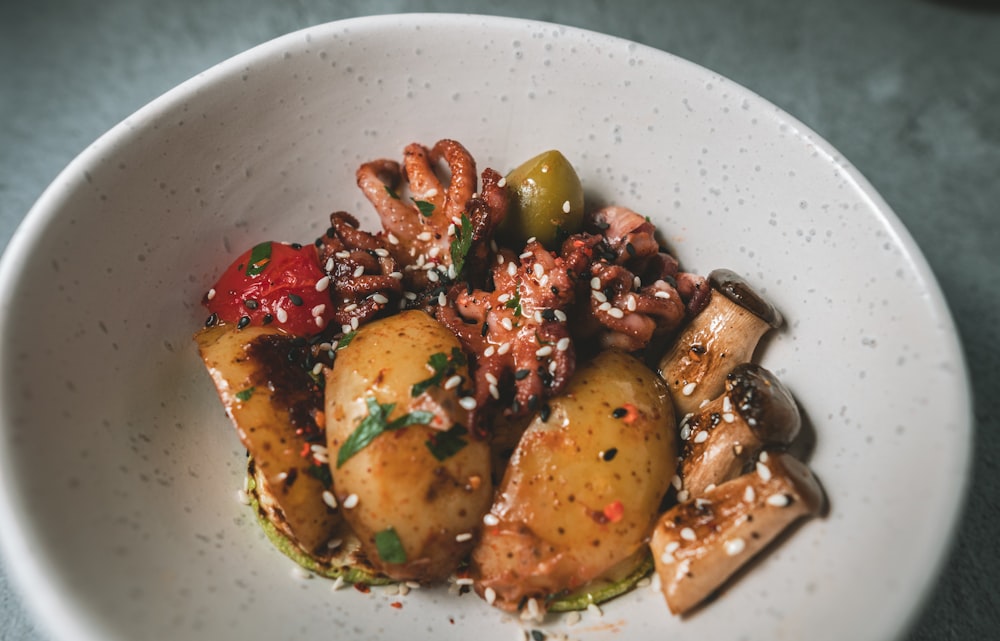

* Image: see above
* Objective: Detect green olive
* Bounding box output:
[499,149,584,249]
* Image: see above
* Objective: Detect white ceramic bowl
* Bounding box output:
[0,14,971,641]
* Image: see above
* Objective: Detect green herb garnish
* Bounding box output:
[384,185,400,200]
[374,527,407,564]
[245,241,273,276]
[449,213,474,276]
[414,199,435,217]
[235,387,255,402]
[411,347,467,397]
[425,425,469,461]
[336,397,434,467]
[504,289,523,317]
[336,331,357,350]
[306,463,333,489]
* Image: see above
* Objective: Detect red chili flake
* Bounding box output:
[299,442,312,458]
[354,583,371,594]
[390,601,403,610]
[617,403,639,424]
[603,499,625,523]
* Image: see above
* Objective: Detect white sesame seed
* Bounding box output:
[533,310,543,324]
[326,537,343,550]
[671,474,683,490]
[507,261,517,277]
[292,566,313,580]
[312,304,327,317]
[767,493,791,507]
[444,375,463,390]
[427,269,440,282]
[372,293,389,305]
[235,489,250,505]
[519,250,533,260]
[341,324,352,334]
[526,597,541,621]
[312,362,324,375]
[756,461,772,482]
[496,253,505,264]
[680,527,697,541]
[501,317,514,331]
[374,248,390,257]
[416,231,433,242]
[681,382,697,396]
[331,576,346,591]
[548,360,557,374]
[532,262,544,278]
[598,301,612,312]
[562,200,571,213]
[428,246,441,258]
[389,271,403,280]
[497,342,511,355]
[489,384,500,399]
[404,291,417,300]
[722,396,732,413]
[207,288,216,300]
[586,602,603,618]
[608,307,625,319]
[693,430,709,444]
[315,276,330,292]
[447,264,458,280]
[335,251,351,259]
[352,265,365,278]
[634,276,642,289]
[722,412,735,423]
[484,345,496,357]
[554,309,567,322]
[343,494,359,509]
[626,296,637,311]
[447,223,457,237]
[556,337,570,351]
[484,586,497,605]
[276,307,289,324]
[676,489,690,502]
[497,293,511,303]
[664,541,680,554]
[485,372,499,386]
[350,316,359,330]
[459,397,477,410]
[454,532,474,543]
[325,257,335,271]
[344,303,359,312]
[592,290,608,303]
[483,513,500,526]
[497,177,507,188]
[679,424,692,441]
[424,188,439,198]
[724,538,747,556]
[526,236,537,244]
[590,277,602,290]
[452,216,463,226]
[759,450,770,463]
[322,490,338,509]
[654,290,672,299]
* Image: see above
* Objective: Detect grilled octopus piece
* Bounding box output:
[315,211,403,333]
[436,240,582,427]
[356,139,481,291]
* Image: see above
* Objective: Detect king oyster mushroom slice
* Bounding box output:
[658,269,782,418]
[650,451,823,616]
[677,362,801,499]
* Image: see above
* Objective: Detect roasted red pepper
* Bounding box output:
[203,241,332,336]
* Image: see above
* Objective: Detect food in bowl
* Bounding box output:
[194,138,823,618]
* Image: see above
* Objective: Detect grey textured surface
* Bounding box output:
[1,0,998,639]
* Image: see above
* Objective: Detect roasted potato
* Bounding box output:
[471,349,677,611]
[195,323,339,556]
[325,310,492,582]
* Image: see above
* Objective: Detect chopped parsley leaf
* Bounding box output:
[245,241,272,276]
[449,213,474,277]
[235,387,255,402]
[414,199,435,217]
[374,527,407,564]
[336,397,434,467]
[425,425,469,461]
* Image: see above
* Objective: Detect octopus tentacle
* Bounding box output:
[590,205,660,263]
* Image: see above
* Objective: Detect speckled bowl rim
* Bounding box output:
[0,13,973,641]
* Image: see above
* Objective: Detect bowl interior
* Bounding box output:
[0,14,970,641]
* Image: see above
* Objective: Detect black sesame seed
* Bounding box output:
[602,447,619,461]
[291,242,303,250]
[625,242,637,257]
[481,322,489,337]
[612,407,627,419]
[539,404,552,423]
[531,631,547,641]
[244,299,259,310]
[594,220,610,231]
[326,227,337,238]
[528,395,539,411]
[514,369,530,380]
[204,312,219,327]
[262,313,274,325]
[288,293,304,306]
[540,309,556,321]
[237,315,251,329]
[550,286,560,295]
[314,238,323,247]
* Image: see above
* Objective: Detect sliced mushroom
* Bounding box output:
[650,451,823,615]
[658,269,782,418]
[676,363,801,499]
